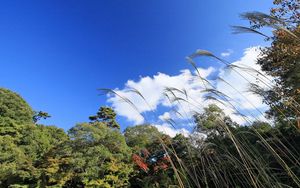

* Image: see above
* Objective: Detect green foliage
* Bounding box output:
[124,124,162,152]
[251,121,272,132]
[0,123,69,187]
[194,104,224,130]
[33,111,51,124]
[0,88,34,124]
[0,88,136,187]
[0,135,32,186]
[0,117,22,137]
[41,122,133,187]
[194,104,238,135]
[0,88,69,187]
[89,107,120,129]
[20,125,69,161]
[181,109,300,188]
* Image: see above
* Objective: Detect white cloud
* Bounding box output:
[221,49,233,57]
[215,46,272,124]
[107,67,215,124]
[159,112,171,121]
[107,46,272,128]
[154,123,190,137]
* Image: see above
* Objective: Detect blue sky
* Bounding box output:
[0,1,273,132]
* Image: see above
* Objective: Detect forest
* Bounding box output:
[1,0,300,187]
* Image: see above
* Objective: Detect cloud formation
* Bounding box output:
[107,67,215,125]
[107,46,272,137]
[215,46,272,124]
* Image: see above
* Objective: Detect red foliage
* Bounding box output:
[132,154,149,172]
[132,150,170,173]
[141,149,150,158]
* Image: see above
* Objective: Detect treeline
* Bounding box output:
[0,88,154,187]
[1,88,300,187]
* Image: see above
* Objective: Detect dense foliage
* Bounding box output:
[0,88,34,125]
[242,0,300,125]
[0,88,68,187]
[41,123,133,187]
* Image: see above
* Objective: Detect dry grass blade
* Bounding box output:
[240,11,285,25]
[201,88,230,100]
[239,11,300,41]
[98,88,143,119]
[188,49,215,59]
[126,87,157,113]
[231,26,270,38]
[203,95,226,106]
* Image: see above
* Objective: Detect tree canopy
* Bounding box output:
[0,88,34,124]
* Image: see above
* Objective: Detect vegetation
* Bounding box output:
[1,0,300,187]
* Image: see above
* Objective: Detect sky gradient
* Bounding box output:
[0,1,273,131]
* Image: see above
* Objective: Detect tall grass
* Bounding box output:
[101,12,300,188]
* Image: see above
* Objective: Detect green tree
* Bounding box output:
[124,124,189,188]
[193,104,238,135]
[0,135,33,186]
[0,88,69,187]
[237,1,300,125]
[258,26,300,123]
[0,88,34,139]
[251,121,272,132]
[0,125,69,187]
[0,88,34,124]
[0,88,35,186]
[190,105,300,187]
[124,124,162,153]
[41,122,133,187]
[89,107,120,129]
[33,111,51,124]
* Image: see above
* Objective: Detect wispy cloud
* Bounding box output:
[221,49,234,57]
